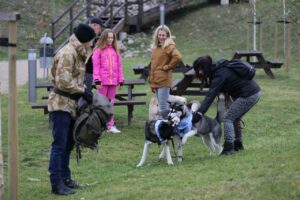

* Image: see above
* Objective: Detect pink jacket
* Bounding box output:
[92,45,124,85]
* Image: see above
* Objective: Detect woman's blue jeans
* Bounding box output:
[156,87,170,113]
[49,111,75,186]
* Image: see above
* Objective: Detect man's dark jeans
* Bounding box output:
[49,111,75,186]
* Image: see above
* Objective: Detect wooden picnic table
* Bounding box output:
[32,79,147,126]
[171,68,209,96]
[232,50,283,79]
[133,61,191,80]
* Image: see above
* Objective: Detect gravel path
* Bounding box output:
[0,59,48,94]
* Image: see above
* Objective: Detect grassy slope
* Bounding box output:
[1,0,300,199]
[0,0,74,59]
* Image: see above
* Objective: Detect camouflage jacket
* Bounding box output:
[48,34,87,118]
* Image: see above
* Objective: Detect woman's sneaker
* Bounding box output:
[108,126,121,134]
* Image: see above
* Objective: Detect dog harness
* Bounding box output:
[154,120,168,142]
[176,113,192,137]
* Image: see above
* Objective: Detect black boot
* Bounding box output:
[52,183,75,195]
[234,140,244,151]
[220,141,235,156]
[63,178,84,189]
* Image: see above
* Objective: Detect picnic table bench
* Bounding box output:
[31,79,147,126]
[232,50,283,79]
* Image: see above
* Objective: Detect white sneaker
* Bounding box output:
[107,126,121,134]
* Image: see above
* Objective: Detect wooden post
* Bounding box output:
[86,0,91,18]
[0,84,3,200]
[137,0,143,32]
[298,20,300,82]
[247,15,261,61]
[297,19,300,66]
[8,19,19,200]
[259,19,263,51]
[0,12,21,200]
[274,21,278,59]
[277,15,291,70]
[285,19,291,71]
[247,19,250,50]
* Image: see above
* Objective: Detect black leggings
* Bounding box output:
[224,91,261,143]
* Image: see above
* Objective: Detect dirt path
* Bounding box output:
[0,59,47,94]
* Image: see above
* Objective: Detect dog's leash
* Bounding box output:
[171,138,177,158]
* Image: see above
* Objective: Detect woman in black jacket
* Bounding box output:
[192,55,261,156]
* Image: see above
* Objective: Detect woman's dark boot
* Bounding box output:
[234,140,244,151]
[220,141,235,156]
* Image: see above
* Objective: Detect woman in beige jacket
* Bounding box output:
[149,25,182,118]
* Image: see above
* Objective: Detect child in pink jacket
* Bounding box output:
[92,29,124,134]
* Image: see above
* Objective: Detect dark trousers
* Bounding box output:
[49,111,75,186]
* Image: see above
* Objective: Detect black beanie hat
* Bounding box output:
[74,23,96,43]
[89,17,106,28]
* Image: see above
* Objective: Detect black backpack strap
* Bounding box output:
[76,144,82,165]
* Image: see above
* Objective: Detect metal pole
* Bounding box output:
[43,33,47,78]
[160,4,165,26]
[28,49,37,102]
[252,0,257,51]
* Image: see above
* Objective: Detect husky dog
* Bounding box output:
[137,95,187,167]
[168,101,223,156]
[136,120,180,167]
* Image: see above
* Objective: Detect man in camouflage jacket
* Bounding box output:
[48,24,95,196]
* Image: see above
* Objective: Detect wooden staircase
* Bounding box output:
[51,0,193,52]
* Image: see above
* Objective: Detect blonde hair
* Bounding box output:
[150,25,174,49]
[95,29,119,53]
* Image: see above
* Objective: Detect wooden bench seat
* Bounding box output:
[114,100,146,106]
[172,79,181,89]
[31,103,48,114]
[42,92,147,100]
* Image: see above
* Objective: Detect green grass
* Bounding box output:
[1,0,300,199]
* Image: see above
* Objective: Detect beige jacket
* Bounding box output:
[149,38,182,88]
[48,34,87,118]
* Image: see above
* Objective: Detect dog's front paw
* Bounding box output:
[167,161,174,165]
[182,136,188,145]
[136,163,143,167]
[178,156,183,162]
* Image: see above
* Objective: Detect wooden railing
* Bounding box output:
[51,0,193,52]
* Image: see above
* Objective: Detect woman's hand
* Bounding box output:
[118,82,124,90]
[162,65,168,71]
[151,87,156,93]
[96,84,102,90]
[95,81,102,90]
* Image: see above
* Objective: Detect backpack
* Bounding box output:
[73,93,113,162]
[217,59,256,80]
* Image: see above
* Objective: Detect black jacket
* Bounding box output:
[198,62,260,114]
[85,36,99,74]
